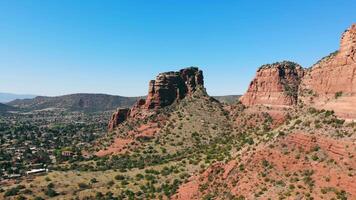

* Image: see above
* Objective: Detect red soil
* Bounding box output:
[173,132,356,199]
[95,138,133,157]
[96,122,161,157]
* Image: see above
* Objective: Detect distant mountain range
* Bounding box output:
[0,92,36,103]
[2,92,240,113]
[212,95,241,104]
[7,93,144,112]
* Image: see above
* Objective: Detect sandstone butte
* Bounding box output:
[109,23,356,131]
[240,23,356,120]
[239,61,304,107]
[108,67,204,131]
[173,24,356,200]
[299,23,356,120]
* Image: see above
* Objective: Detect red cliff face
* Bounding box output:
[240,24,356,120]
[299,24,356,120]
[300,24,356,99]
[145,67,204,109]
[108,67,204,131]
[240,61,304,107]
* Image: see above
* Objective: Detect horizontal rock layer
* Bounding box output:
[108,67,204,131]
[300,23,356,98]
[240,61,304,107]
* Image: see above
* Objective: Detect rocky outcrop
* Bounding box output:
[144,67,204,109]
[240,61,304,107]
[299,24,356,120]
[108,67,204,131]
[300,24,356,99]
[108,108,130,131]
[240,23,356,119]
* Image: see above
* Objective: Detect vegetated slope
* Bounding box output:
[95,88,234,157]
[174,24,356,199]
[7,93,142,112]
[2,24,356,200]
[0,103,15,113]
[5,88,254,199]
[174,108,356,199]
[0,68,265,199]
[173,24,356,200]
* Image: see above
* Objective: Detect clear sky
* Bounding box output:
[0,0,355,96]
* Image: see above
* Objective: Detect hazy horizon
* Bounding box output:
[1,0,355,96]
[0,91,242,99]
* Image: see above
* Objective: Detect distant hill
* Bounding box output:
[212,95,241,104]
[7,93,143,112]
[0,92,36,103]
[0,103,16,113]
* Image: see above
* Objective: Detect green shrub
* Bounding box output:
[44,188,58,197]
[115,174,125,180]
[78,182,90,189]
[335,91,343,99]
[4,187,20,197]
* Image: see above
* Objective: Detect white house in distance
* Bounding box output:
[26,168,48,175]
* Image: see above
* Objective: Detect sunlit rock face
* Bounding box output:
[108,67,204,131]
[240,61,304,107]
[299,24,356,120]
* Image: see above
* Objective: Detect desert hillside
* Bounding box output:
[1,24,355,200]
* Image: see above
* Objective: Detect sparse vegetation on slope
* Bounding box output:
[174,108,356,200]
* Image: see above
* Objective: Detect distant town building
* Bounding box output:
[61,151,73,157]
[26,168,48,175]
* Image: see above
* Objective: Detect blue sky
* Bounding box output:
[0,0,355,96]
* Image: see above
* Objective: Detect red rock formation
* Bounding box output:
[240,61,304,107]
[145,67,204,109]
[300,24,356,98]
[108,108,130,131]
[299,23,356,119]
[108,67,204,130]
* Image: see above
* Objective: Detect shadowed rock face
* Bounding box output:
[240,61,304,107]
[108,67,204,131]
[108,108,130,131]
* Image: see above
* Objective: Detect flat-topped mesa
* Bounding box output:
[240,61,304,107]
[108,67,204,131]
